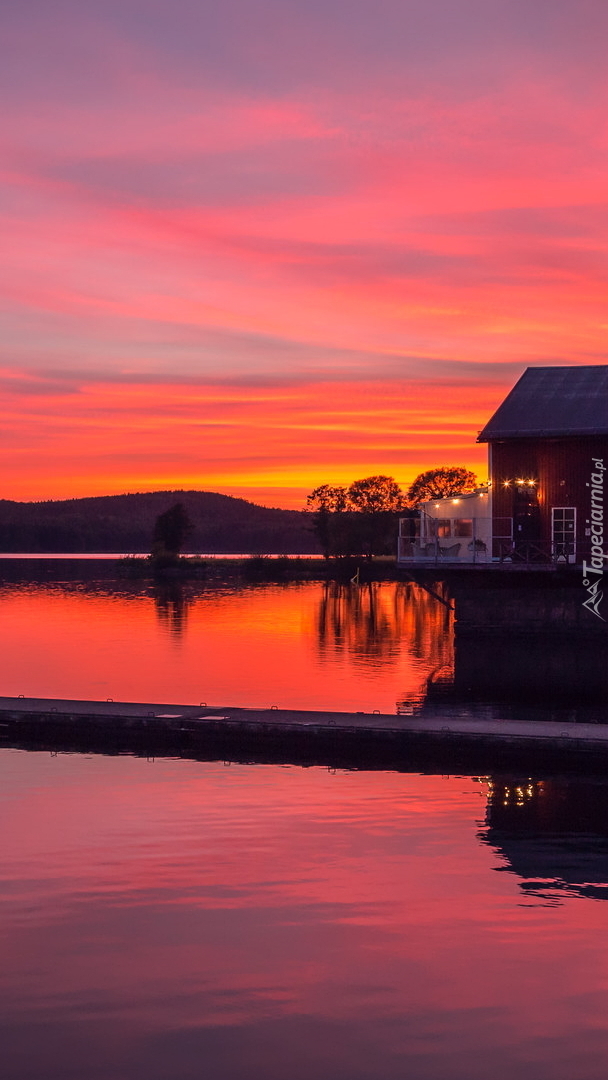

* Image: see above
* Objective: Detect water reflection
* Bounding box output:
[153,581,190,637]
[406,624,608,721]
[480,775,608,902]
[0,579,451,711]
[452,634,608,710]
[315,581,453,670]
[3,751,608,1080]
[1,572,606,719]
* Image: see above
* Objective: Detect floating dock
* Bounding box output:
[1,696,607,773]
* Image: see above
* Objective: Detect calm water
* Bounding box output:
[0,578,453,712]
[2,575,608,1078]
[0,574,605,717]
[2,752,608,1080]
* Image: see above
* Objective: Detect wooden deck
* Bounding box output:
[398,559,562,572]
[1,696,608,772]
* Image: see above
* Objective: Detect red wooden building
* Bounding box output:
[478,366,608,564]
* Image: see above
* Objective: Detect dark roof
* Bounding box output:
[478,365,608,440]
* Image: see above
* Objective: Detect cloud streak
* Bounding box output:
[0,368,500,505]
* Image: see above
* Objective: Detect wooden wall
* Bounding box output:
[487,436,608,552]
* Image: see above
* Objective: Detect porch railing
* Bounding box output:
[497,540,576,564]
[397,537,491,563]
[397,537,581,566]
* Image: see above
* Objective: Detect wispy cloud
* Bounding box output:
[0,366,505,505]
[2,1,607,500]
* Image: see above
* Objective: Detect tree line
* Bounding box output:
[305,467,477,558]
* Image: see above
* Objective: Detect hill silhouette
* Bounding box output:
[0,490,320,554]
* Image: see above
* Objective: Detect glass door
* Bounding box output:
[551,507,576,563]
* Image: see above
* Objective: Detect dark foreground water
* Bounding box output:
[1,576,608,1078]
[2,751,608,1080]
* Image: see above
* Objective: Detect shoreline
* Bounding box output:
[0,551,587,583]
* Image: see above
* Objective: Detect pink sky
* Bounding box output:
[2,1,607,506]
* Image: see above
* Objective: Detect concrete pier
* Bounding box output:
[1,696,608,773]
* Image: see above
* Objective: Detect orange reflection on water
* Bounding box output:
[0,580,453,711]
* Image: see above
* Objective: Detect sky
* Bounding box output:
[2,0,607,508]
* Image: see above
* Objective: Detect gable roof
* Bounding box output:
[478,365,608,441]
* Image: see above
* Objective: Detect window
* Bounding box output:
[454,519,473,538]
[435,519,451,538]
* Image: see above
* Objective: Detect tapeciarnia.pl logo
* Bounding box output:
[582,457,605,621]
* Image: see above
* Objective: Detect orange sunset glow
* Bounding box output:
[3,371,499,506]
[0,580,452,711]
[2,2,607,507]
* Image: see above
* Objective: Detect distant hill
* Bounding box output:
[0,490,321,554]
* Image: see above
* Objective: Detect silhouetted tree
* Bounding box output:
[152,502,194,558]
[347,475,406,558]
[347,475,404,513]
[306,476,406,559]
[306,484,349,558]
[406,467,478,506]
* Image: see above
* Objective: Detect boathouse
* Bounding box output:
[478,365,608,564]
[398,364,608,566]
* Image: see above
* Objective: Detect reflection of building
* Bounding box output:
[480,776,608,902]
[453,632,608,709]
[415,625,608,719]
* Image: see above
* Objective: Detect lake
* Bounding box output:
[1,572,608,1079]
[0,577,454,712]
